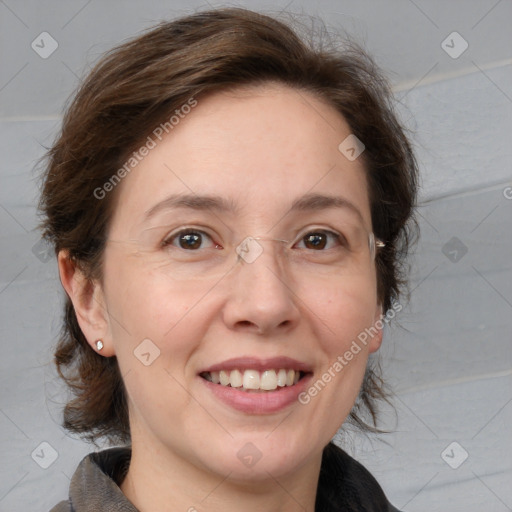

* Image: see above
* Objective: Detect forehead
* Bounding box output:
[109,83,371,236]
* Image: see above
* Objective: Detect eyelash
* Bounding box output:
[161,227,346,251]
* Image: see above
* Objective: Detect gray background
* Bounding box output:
[1,0,511,510]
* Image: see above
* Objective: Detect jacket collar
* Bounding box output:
[68,448,136,511]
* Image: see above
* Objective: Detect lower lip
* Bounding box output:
[199,374,313,414]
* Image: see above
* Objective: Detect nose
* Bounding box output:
[222,237,301,335]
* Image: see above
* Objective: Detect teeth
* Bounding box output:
[203,368,304,391]
[219,370,230,386]
[242,370,260,390]
[260,370,277,391]
[276,369,287,387]
[230,369,243,388]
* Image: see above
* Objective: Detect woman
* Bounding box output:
[39,7,417,511]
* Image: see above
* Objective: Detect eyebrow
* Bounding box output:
[290,193,364,222]
[144,194,239,220]
[143,192,364,223]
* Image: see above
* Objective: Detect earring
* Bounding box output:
[95,340,104,351]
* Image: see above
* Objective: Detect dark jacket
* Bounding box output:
[50,442,402,511]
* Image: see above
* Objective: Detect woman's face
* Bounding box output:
[95,83,382,480]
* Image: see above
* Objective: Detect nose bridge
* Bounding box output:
[235,236,287,265]
[234,236,291,288]
[223,235,299,333]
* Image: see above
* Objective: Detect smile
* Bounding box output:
[200,368,309,392]
[198,356,314,412]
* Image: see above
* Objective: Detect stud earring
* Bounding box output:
[95,340,104,351]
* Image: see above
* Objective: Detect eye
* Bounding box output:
[294,230,344,251]
[162,228,218,251]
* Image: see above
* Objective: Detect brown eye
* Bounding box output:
[163,229,216,250]
[179,232,203,250]
[296,230,342,251]
[303,232,327,250]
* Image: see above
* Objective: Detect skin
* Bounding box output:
[59,83,383,512]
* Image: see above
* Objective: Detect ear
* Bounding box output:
[368,303,384,354]
[57,250,115,357]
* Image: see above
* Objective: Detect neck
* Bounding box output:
[120,435,322,512]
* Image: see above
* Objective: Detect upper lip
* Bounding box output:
[199,356,313,374]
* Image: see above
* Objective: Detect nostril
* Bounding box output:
[236,320,254,328]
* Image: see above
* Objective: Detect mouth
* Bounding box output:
[199,368,311,393]
[198,357,314,414]
[198,356,313,393]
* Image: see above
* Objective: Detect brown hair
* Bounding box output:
[38,7,418,444]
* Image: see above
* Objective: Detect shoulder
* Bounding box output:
[48,447,135,512]
[316,442,402,512]
[49,502,71,512]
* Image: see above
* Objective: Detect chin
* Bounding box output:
[201,435,313,482]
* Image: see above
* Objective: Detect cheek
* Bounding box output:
[105,256,202,333]
[105,257,229,382]
[302,271,379,344]
[105,261,208,416]
[299,277,377,421]
[298,272,378,411]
